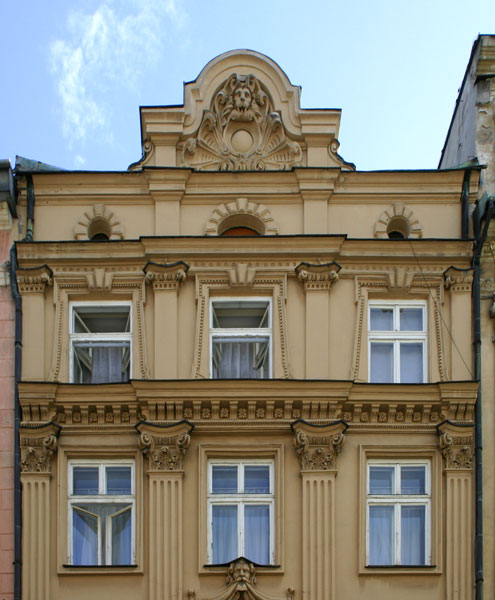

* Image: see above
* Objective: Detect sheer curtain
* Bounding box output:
[369,505,393,564]
[244,505,270,564]
[214,340,267,379]
[73,508,98,565]
[92,346,126,383]
[212,505,238,563]
[111,507,132,565]
[401,505,425,564]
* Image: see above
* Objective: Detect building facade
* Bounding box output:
[439,34,495,599]
[15,51,478,600]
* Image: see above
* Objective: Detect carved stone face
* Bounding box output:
[233,559,251,583]
[234,87,252,111]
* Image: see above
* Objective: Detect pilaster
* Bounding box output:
[137,420,193,600]
[19,422,60,600]
[16,265,52,380]
[144,261,189,378]
[296,262,340,378]
[291,420,347,600]
[438,420,474,600]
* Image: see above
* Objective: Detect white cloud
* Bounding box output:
[50,0,187,144]
[74,154,87,167]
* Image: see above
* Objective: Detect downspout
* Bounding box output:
[472,195,494,600]
[9,171,36,600]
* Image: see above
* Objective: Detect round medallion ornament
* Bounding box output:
[230,129,254,154]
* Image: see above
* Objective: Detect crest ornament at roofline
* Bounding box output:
[182,73,303,171]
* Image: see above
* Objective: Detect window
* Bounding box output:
[207,460,274,565]
[70,302,132,383]
[367,461,430,566]
[368,301,426,383]
[210,299,271,379]
[68,461,135,566]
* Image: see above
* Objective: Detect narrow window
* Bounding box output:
[70,303,132,383]
[368,302,426,383]
[210,299,271,379]
[367,461,430,566]
[207,460,274,564]
[69,461,135,566]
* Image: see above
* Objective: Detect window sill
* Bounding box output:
[201,563,282,576]
[60,564,143,576]
[360,564,440,575]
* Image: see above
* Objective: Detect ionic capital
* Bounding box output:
[143,260,189,290]
[16,264,53,294]
[291,419,348,472]
[20,422,61,474]
[136,420,194,472]
[437,420,474,471]
[295,261,341,291]
[444,266,474,293]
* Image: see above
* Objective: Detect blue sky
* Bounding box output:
[1,0,494,172]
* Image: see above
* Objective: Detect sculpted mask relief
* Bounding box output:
[182,73,303,171]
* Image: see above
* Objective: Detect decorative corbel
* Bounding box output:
[143,260,189,290]
[16,264,53,294]
[19,422,61,474]
[136,420,194,472]
[187,557,295,600]
[444,266,474,293]
[291,419,348,471]
[295,261,341,291]
[437,420,474,471]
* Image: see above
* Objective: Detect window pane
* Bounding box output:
[212,301,269,329]
[369,466,394,494]
[401,505,426,564]
[111,507,132,565]
[73,306,130,333]
[212,466,238,494]
[400,343,423,383]
[73,507,98,565]
[212,339,269,379]
[244,466,270,494]
[73,342,130,384]
[400,308,423,331]
[245,505,270,564]
[73,467,99,495]
[401,466,426,495]
[212,505,238,563]
[369,505,394,565]
[370,308,393,331]
[370,343,394,383]
[106,466,132,495]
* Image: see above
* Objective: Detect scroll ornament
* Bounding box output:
[291,420,347,471]
[138,431,191,472]
[182,73,302,171]
[20,433,58,473]
[187,558,295,600]
[439,431,473,470]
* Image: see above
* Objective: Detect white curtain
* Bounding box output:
[92,346,126,383]
[73,508,98,565]
[401,505,425,564]
[369,505,393,565]
[400,343,423,383]
[370,343,393,383]
[213,340,267,379]
[212,505,238,563]
[111,507,132,565]
[244,505,270,564]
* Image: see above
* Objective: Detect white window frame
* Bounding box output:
[366,459,431,566]
[207,459,275,565]
[69,301,133,383]
[209,297,272,379]
[68,459,136,566]
[368,300,427,383]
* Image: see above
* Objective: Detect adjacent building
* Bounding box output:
[15,51,479,600]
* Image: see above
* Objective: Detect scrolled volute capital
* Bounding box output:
[291,419,348,471]
[295,261,341,291]
[136,420,193,472]
[444,266,474,293]
[437,420,474,471]
[143,260,189,290]
[20,422,61,473]
[16,264,53,294]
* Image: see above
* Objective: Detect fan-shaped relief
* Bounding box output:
[374,203,423,239]
[204,198,279,236]
[182,73,303,171]
[73,204,125,241]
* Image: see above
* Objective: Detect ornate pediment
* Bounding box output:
[182,73,302,172]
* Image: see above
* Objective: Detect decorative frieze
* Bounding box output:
[137,420,193,472]
[144,260,189,290]
[187,558,295,600]
[291,420,347,471]
[444,266,474,293]
[16,265,53,293]
[19,422,61,473]
[438,420,474,471]
[295,261,341,291]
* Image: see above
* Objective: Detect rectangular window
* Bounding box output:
[367,461,430,566]
[68,461,135,566]
[207,460,274,564]
[70,302,132,383]
[210,299,271,379]
[368,302,426,383]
